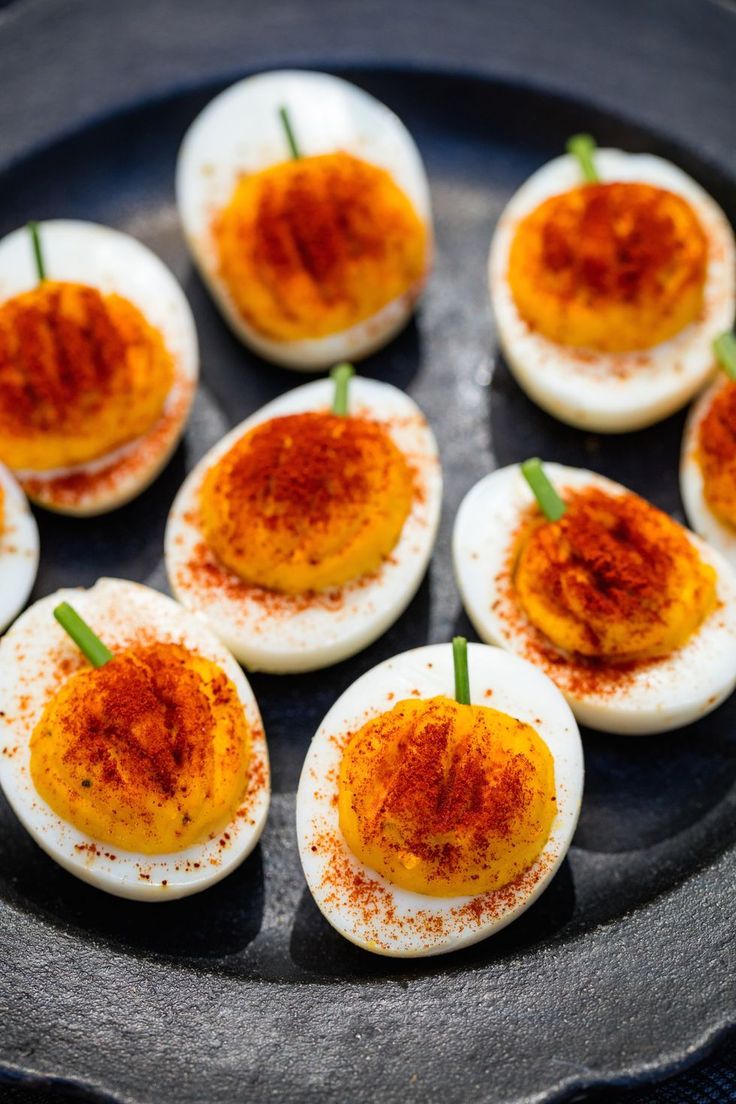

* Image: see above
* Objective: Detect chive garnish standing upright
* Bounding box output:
[53,602,113,668]
[521,457,567,522]
[566,133,599,183]
[331,362,355,416]
[452,636,471,706]
[27,221,46,283]
[713,332,736,381]
[278,105,301,160]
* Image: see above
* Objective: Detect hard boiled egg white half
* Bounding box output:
[453,463,736,734]
[489,150,735,432]
[0,220,198,515]
[296,642,583,957]
[0,578,269,900]
[176,70,432,369]
[0,462,39,633]
[165,376,442,673]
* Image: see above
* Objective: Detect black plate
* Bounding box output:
[1,2,735,1102]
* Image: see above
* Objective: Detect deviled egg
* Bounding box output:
[0,220,198,515]
[681,332,736,565]
[297,638,583,957]
[0,578,269,899]
[0,462,39,633]
[176,70,432,369]
[165,367,441,672]
[453,460,736,734]
[489,137,735,432]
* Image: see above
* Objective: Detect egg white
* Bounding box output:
[176,69,433,370]
[165,376,442,673]
[0,463,39,633]
[296,641,583,957]
[0,220,199,515]
[453,462,736,734]
[489,150,736,432]
[0,578,270,900]
[680,375,736,567]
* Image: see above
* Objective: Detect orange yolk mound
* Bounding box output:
[0,281,174,471]
[514,487,716,661]
[212,151,429,342]
[338,695,556,897]
[508,182,707,352]
[697,382,736,528]
[200,410,414,594]
[30,642,251,854]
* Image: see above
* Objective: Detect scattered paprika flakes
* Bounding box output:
[697,379,736,528]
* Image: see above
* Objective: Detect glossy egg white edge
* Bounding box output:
[488,150,736,432]
[296,642,583,958]
[0,463,39,633]
[165,376,442,673]
[680,377,736,566]
[453,462,736,735]
[175,69,433,370]
[0,578,270,901]
[0,220,199,515]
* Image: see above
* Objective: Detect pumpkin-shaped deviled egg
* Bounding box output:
[296,637,583,957]
[0,221,198,515]
[681,332,736,566]
[165,367,441,672]
[454,460,736,734]
[0,579,269,899]
[0,462,39,633]
[489,136,735,432]
[176,70,432,369]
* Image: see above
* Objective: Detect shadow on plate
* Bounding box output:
[0,804,265,961]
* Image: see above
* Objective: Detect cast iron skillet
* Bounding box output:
[0,2,734,1102]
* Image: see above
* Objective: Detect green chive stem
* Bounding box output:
[521,457,566,522]
[278,105,301,159]
[566,133,599,183]
[452,636,471,706]
[714,332,736,381]
[53,602,113,668]
[331,362,354,416]
[28,221,46,282]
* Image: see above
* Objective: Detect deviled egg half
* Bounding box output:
[681,333,736,566]
[0,578,270,900]
[0,220,198,515]
[0,462,39,633]
[297,638,583,957]
[176,69,432,369]
[166,367,441,672]
[489,136,735,432]
[454,460,736,734]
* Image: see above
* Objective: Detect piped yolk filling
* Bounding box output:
[508,182,707,353]
[697,381,736,528]
[30,642,251,854]
[0,281,174,471]
[338,695,556,897]
[200,410,414,594]
[514,487,716,661]
[212,151,429,342]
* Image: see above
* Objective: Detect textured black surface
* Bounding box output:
[0,2,734,1103]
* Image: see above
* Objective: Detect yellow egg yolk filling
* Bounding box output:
[338,695,556,897]
[697,381,736,528]
[212,151,429,342]
[514,487,716,661]
[30,641,251,854]
[200,410,414,594]
[507,182,707,353]
[0,281,174,472]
